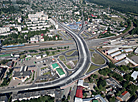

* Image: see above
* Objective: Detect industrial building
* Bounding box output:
[13,66,31,82]
[110,51,121,57]
[106,48,119,55]
[114,54,126,61]
[115,59,129,66]
[126,57,138,66]
[123,48,133,52]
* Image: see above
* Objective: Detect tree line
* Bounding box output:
[88,0,138,14]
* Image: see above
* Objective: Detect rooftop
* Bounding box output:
[131,71,138,80]
[75,86,83,98]
[13,70,31,78]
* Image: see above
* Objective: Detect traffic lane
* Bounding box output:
[0,23,90,93]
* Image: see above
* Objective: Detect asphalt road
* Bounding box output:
[0,22,91,94]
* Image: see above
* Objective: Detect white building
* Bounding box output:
[106,48,119,55]
[114,54,126,61]
[126,57,138,66]
[78,80,84,86]
[49,18,58,29]
[75,97,83,102]
[115,59,129,66]
[74,11,80,15]
[30,35,39,43]
[134,48,138,54]
[28,11,48,22]
[43,54,47,57]
[124,48,133,52]
[36,55,41,59]
[18,17,22,23]
[0,27,10,33]
[15,26,22,31]
[110,51,121,57]
[131,71,138,80]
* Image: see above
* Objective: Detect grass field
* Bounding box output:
[111,17,124,22]
[66,50,76,56]
[66,56,78,59]
[89,49,94,52]
[87,64,99,73]
[91,53,105,64]
[63,61,72,69]
[43,72,51,75]
[41,67,48,70]
[59,55,66,61]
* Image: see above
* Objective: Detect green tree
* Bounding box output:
[109,96,115,102]
[52,51,55,55]
[46,51,50,55]
[93,74,98,79]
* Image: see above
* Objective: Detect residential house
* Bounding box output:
[116,91,130,101]
[30,35,39,43]
[106,77,122,88]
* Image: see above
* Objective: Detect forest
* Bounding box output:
[88,0,138,15]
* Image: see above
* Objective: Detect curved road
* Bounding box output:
[0,22,91,94]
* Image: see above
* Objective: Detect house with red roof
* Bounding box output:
[116,91,130,101]
[40,33,44,42]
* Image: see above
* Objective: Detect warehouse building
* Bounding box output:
[123,48,133,53]
[114,54,126,61]
[126,57,138,66]
[115,59,129,66]
[106,48,119,55]
[13,66,31,82]
[110,51,121,57]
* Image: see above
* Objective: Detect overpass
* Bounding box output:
[0,22,91,94]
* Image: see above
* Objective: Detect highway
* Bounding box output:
[0,22,91,94]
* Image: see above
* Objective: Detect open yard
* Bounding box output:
[91,53,105,64]
[89,49,94,52]
[63,61,72,69]
[66,50,76,56]
[43,72,51,75]
[59,55,66,61]
[111,17,124,22]
[66,56,78,59]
